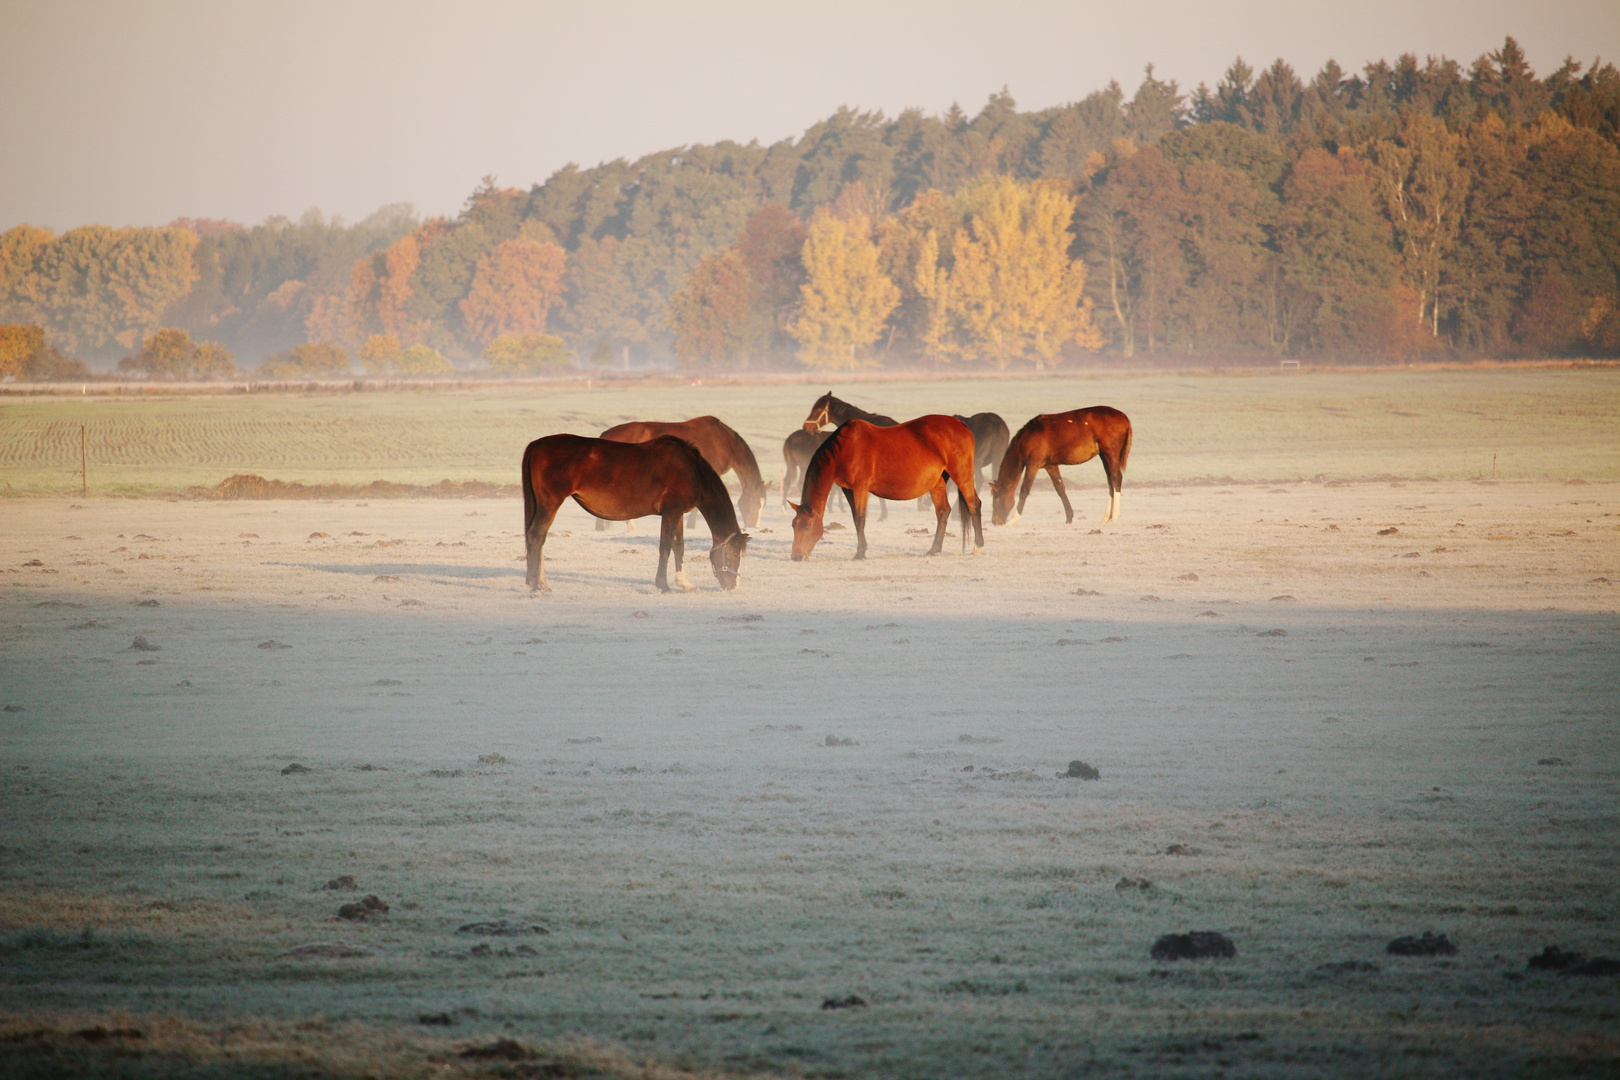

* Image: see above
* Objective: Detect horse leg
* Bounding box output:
[1008,461,1038,525]
[526,501,560,593]
[1100,448,1124,522]
[849,488,871,560]
[672,513,694,591]
[1047,465,1074,523]
[655,512,681,593]
[594,515,607,532]
[959,484,984,553]
[879,496,888,522]
[926,482,951,555]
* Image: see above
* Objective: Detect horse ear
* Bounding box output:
[788,501,800,513]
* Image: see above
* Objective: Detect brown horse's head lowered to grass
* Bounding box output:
[991,406,1132,526]
[789,416,983,561]
[522,434,748,593]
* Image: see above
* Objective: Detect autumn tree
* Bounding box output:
[357,333,401,374]
[1362,112,1468,335]
[668,248,757,366]
[394,343,453,376]
[790,214,898,369]
[258,342,349,377]
[919,176,1101,367]
[458,229,567,345]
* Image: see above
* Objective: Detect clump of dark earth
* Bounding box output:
[567,736,602,745]
[3,704,23,712]
[324,875,358,891]
[426,769,463,778]
[418,1013,455,1026]
[129,636,160,652]
[135,599,160,607]
[280,763,311,775]
[1319,960,1381,974]
[1257,628,1287,637]
[457,920,548,936]
[1529,946,1584,970]
[824,735,857,747]
[1563,957,1620,977]
[1151,932,1236,960]
[337,895,389,921]
[354,763,387,771]
[1116,877,1152,891]
[822,995,867,1010]
[75,1026,144,1042]
[1064,760,1100,779]
[433,943,539,960]
[1164,843,1203,856]
[1537,757,1571,766]
[477,753,509,765]
[1378,527,1399,535]
[1387,932,1457,956]
[459,1039,534,1061]
[258,639,290,650]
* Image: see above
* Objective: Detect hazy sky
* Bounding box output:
[3,0,1616,231]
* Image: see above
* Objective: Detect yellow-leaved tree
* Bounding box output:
[922,176,1101,368]
[789,215,898,370]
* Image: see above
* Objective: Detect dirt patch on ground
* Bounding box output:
[190,474,520,500]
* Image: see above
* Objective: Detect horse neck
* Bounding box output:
[726,429,764,491]
[998,428,1033,483]
[693,465,742,543]
[799,437,842,516]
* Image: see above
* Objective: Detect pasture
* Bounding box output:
[2,368,1619,1079]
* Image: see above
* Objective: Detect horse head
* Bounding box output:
[787,500,823,561]
[804,392,832,432]
[989,478,1016,525]
[738,478,769,529]
[709,531,750,590]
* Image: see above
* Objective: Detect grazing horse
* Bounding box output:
[597,416,768,530]
[781,427,833,510]
[522,434,748,593]
[956,412,1011,491]
[790,416,984,560]
[991,407,1132,526]
[803,391,898,431]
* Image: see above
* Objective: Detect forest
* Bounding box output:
[2,37,1617,378]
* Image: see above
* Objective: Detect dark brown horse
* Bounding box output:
[781,427,833,510]
[956,412,1011,491]
[790,416,984,560]
[522,434,748,593]
[991,407,1132,526]
[803,391,898,431]
[598,416,768,529]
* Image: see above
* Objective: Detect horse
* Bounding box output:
[990,407,1132,526]
[596,416,768,531]
[803,390,898,432]
[789,416,984,561]
[781,427,833,510]
[956,412,1011,491]
[522,434,749,593]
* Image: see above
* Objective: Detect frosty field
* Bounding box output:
[2,369,1619,1079]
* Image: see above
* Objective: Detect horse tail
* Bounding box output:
[1116,418,1133,492]
[521,440,538,539]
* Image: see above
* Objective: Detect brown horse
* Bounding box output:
[790,416,984,560]
[957,412,1011,490]
[803,391,897,432]
[991,407,1132,526]
[598,416,768,529]
[522,434,749,593]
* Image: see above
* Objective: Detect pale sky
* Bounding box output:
[2,0,1616,231]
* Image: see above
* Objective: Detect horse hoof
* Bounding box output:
[1005,511,1021,525]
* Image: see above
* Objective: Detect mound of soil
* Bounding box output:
[195,474,520,501]
[457,920,548,936]
[337,895,389,921]
[1386,932,1457,956]
[822,995,867,1010]
[1151,932,1236,960]
[1064,760,1100,779]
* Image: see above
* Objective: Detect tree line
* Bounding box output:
[2,37,1617,379]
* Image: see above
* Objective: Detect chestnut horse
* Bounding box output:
[790,416,984,560]
[522,434,748,593]
[991,407,1132,526]
[597,416,768,530]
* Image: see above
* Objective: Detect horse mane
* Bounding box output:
[719,422,764,489]
[800,421,851,503]
[998,415,1044,479]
